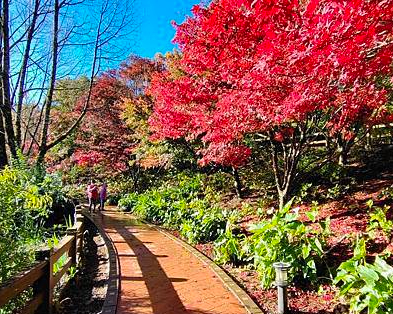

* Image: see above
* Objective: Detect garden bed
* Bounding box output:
[210,178,393,313]
[168,174,393,313]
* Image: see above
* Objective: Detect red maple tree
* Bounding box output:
[72,72,134,173]
[48,55,165,182]
[149,0,393,207]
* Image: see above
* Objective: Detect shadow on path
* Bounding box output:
[98,211,215,314]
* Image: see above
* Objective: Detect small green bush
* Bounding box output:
[213,211,245,264]
[366,200,393,241]
[118,193,139,212]
[0,165,55,314]
[118,173,226,244]
[247,200,327,288]
[179,201,226,244]
[0,159,75,313]
[0,166,52,285]
[334,238,393,313]
[62,183,86,202]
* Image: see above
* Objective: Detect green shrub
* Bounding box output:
[63,183,86,202]
[214,230,244,264]
[0,166,52,314]
[106,177,138,204]
[204,171,234,194]
[366,200,393,241]
[0,158,77,313]
[326,183,350,200]
[118,173,226,244]
[295,182,321,203]
[0,166,52,285]
[179,201,226,244]
[334,238,393,313]
[136,190,169,224]
[247,200,326,288]
[118,192,139,212]
[214,211,246,264]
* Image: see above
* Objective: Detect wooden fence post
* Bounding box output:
[66,228,78,266]
[75,207,85,261]
[34,248,53,314]
[75,206,83,222]
[78,227,84,259]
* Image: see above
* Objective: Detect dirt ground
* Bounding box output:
[54,220,109,314]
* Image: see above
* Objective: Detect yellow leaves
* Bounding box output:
[120,96,152,140]
[0,166,52,217]
[137,152,172,169]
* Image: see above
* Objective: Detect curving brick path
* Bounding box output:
[91,208,250,314]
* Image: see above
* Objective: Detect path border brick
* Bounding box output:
[143,222,265,314]
[83,212,120,314]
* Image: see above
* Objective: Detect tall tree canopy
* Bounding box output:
[149,0,393,207]
[48,56,165,179]
[0,0,135,168]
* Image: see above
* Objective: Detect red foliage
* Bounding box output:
[71,73,134,174]
[73,151,104,167]
[49,56,165,176]
[149,0,393,167]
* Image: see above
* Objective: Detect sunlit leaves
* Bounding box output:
[0,166,51,283]
[149,0,393,168]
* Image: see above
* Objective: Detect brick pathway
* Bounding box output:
[92,208,248,314]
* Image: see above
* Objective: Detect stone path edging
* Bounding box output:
[142,221,265,314]
[83,212,120,314]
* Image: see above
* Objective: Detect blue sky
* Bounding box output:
[132,1,201,58]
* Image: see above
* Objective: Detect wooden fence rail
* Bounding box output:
[0,208,85,314]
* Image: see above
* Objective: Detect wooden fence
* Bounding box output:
[0,208,85,314]
[254,123,393,148]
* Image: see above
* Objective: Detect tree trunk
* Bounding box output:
[365,132,372,151]
[269,124,307,210]
[338,149,348,166]
[15,0,40,147]
[0,35,7,167]
[1,0,17,159]
[277,189,286,210]
[0,112,8,168]
[337,134,353,166]
[276,177,291,210]
[37,0,59,165]
[231,166,243,198]
[270,140,294,210]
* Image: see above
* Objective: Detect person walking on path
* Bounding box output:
[87,180,99,213]
[99,182,107,211]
